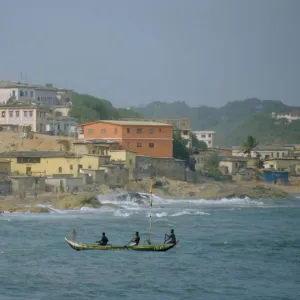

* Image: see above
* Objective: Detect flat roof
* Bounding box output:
[0,151,78,158]
[73,139,120,145]
[79,120,173,127]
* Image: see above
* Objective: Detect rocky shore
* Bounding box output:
[0,178,297,213]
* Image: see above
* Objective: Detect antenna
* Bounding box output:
[21,72,23,83]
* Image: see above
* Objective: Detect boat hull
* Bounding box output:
[65,238,178,252]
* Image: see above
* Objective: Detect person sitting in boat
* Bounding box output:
[165,229,176,244]
[130,232,140,246]
[96,232,109,246]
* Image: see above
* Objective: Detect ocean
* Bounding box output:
[1,196,300,300]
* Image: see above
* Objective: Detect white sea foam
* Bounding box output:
[113,210,133,217]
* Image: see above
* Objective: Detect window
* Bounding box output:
[127,143,130,148]
[88,129,94,135]
[30,91,34,97]
[183,130,189,136]
[129,159,132,165]
[159,128,162,132]
[127,128,130,133]
[100,129,107,134]
[70,165,73,170]
[136,128,142,134]
[149,143,155,148]
[149,128,154,134]
[58,167,62,173]
[137,142,142,148]
[277,152,279,158]
[16,111,20,117]
[1,111,5,118]
[201,134,206,138]
[114,128,118,134]
[208,134,211,137]
[9,111,13,118]
[24,111,28,117]
[79,164,83,169]
[20,90,24,97]
[17,157,41,164]
[12,90,16,97]
[208,141,211,144]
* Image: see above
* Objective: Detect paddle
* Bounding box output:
[124,240,132,249]
[164,234,167,244]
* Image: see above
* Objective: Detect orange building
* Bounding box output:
[77,120,174,158]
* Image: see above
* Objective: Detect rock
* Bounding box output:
[52,193,102,209]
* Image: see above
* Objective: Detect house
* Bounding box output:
[191,149,216,171]
[219,157,247,175]
[232,145,291,159]
[263,170,289,184]
[271,111,300,123]
[0,81,72,106]
[109,149,136,179]
[121,118,192,147]
[263,158,300,175]
[77,120,174,158]
[73,139,120,156]
[0,104,48,132]
[0,151,80,176]
[193,131,215,148]
[45,115,77,136]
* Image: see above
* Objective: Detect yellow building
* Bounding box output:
[264,158,300,174]
[109,150,136,178]
[73,139,120,156]
[0,151,80,176]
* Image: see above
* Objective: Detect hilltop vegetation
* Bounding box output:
[70,92,142,123]
[131,98,300,146]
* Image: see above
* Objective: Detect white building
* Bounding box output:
[232,145,291,159]
[0,104,48,132]
[271,111,300,123]
[0,81,72,107]
[193,131,215,148]
[46,116,77,136]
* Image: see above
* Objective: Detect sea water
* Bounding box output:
[1,197,300,300]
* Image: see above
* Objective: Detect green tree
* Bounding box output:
[242,135,258,157]
[190,133,208,150]
[173,132,190,161]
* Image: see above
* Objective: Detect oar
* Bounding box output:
[124,240,132,249]
[164,234,167,244]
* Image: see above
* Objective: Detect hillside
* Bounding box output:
[132,98,300,146]
[70,92,142,123]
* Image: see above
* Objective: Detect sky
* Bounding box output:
[0,0,299,108]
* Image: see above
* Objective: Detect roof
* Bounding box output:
[79,120,173,127]
[0,151,78,158]
[220,156,247,162]
[46,115,76,121]
[0,103,49,110]
[0,81,59,91]
[232,145,291,151]
[193,130,216,134]
[0,158,10,162]
[264,158,300,162]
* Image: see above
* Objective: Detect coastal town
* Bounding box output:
[0,80,300,212]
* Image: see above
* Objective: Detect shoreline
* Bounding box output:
[0,178,299,213]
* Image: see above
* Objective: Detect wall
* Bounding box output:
[45,177,83,193]
[263,171,289,184]
[9,156,80,177]
[83,122,123,140]
[73,143,110,156]
[0,179,13,195]
[100,165,129,188]
[10,176,46,192]
[193,131,215,148]
[0,89,12,104]
[232,149,290,158]
[135,156,186,181]
[80,169,106,184]
[219,160,245,175]
[53,106,71,116]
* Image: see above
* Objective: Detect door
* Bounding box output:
[26,167,31,176]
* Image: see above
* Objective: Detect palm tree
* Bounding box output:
[242,135,258,158]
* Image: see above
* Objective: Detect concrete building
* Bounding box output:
[0,81,72,107]
[219,157,247,175]
[45,115,77,136]
[77,120,174,158]
[232,145,291,159]
[271,111,300,123]
[0,151,80,177]
[193,131,215,148]
[0,104,48,132]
